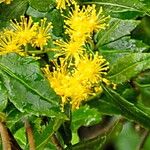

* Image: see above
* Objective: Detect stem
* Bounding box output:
[25,44,28,53]
[0,122,11,150]
[51,134,63,150]
[136,129,150,150]
[25,120,36,150]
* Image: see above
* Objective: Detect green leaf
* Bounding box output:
[71,135,106,150]
[14,127,26,149]
[96,18,139,48]
[0,53,63,117]
[0,0,28,20]
[26,6,46,18]
[88,99,121,115]
[101,36,149,52]
[86,0,149,17]
[115,123,140,150]
[135,71,150,107]
[87,94,121,115]
[72,105,101,133]
[29,0,55,12]
[0,72,8,111]
[103,85,150,129]
[45,9,64,37]
[101,50,129,65]
[108,53,150,83]
[35,118,64,149]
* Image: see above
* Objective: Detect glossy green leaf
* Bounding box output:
[0,0,28,20]
[72,105,102,133]
[0,53,63,117]
[86,0,149,17]
[96,18,139,47]
[87,95,121,115]
[29,0,55,12]
[35,118,64,149]
[26,6,46,18]
[45,9,64,37]
[0,72,8,111]
[102,36,149,52]
[103,86,150,129]
[108,53,150,83]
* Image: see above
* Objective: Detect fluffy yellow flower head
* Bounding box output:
[10,16,38,46]
[74,52,109,85]
[54,39,85,62]
[32,18,53,50]
[65,4,108,42]
[43,61,89,110]
[56,0,76,10]
[0,31,22,55]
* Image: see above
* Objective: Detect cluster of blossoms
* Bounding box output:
[0,0,115,111]
[44,1,114,110]
[0,17,52,55]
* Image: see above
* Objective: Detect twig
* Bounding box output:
[25,120,36,150]
[51,134,63,150]
[0,122,11,150]
[136,129,150,150]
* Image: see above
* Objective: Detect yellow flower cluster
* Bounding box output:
[55,4,109,62]
[0,16,52,55]
[0,1,114,110]
[44,53,109,110]
[65,5,108,42]
[44,4,113,110]
[0,0,12,4]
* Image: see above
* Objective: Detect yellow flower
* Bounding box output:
[43,60,90,110]
[10,16,38,46]
[56,0,76,10]
[86,5,109,33]
[0,32,22,55]
[65,4,108,42]
[74,52,109,85]
[0,0,12,4]
[54,39,85,62]
[32,18,53,50]
[65,5,89,42]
